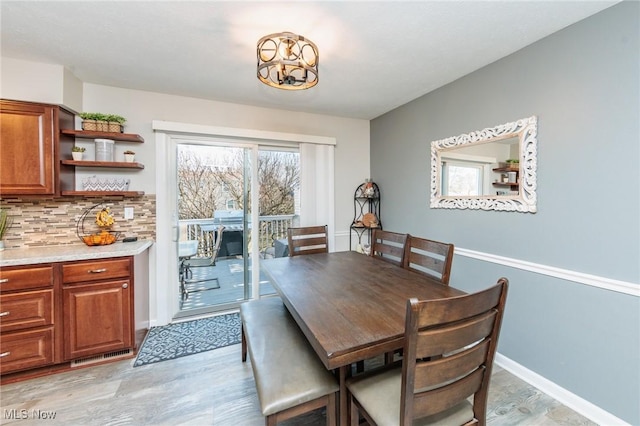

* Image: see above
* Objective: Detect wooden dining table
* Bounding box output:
[260,250,465,425]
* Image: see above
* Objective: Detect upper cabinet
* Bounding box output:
[0,99,74,196]
[0,99,145,197]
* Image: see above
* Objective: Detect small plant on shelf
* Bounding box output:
[123,150,136,162]
[506,159,519,169]
[71,146,86,160]
[80,112,126,133]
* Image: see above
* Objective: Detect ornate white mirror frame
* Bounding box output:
[430,116,537,213]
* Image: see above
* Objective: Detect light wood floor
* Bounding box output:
[0,343,597,425]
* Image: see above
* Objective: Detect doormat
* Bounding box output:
[133,312,241,367]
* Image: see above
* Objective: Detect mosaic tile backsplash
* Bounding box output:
[0,195,156,249]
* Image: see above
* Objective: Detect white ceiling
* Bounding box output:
[1,1,618,120]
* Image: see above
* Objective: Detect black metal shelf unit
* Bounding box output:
[350,181,381,251]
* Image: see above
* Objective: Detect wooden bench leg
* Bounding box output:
[241,323,247,362]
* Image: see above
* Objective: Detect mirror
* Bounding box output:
[430,116,537,213]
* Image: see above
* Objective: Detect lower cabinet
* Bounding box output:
[0,265,57,375]
[63,279,132,360]
[0,257,135,377]
[62,258,134,361]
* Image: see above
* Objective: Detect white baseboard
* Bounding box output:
[495,353,629,425]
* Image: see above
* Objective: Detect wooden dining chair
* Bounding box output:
[287,225,328,257]
[347,278,508,426]
[403,235,454,285]
[370,229,408,267]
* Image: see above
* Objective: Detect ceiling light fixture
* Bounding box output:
[257,32,319,90]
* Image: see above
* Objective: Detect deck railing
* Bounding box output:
[179,214,296,257]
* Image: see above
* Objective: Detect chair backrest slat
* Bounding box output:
[411,367,485,419]
[400,278,508,426]
[287,225,328,257]
[371,229,408,266]
[404,235,454,285]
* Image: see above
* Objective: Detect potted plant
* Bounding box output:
[123,150,136,162]
[72,146,86,161]
[80,112,104,131]
[80,112,127,132]
[0,208,13,251]
[506,159,519,170]
[105,114,127,133]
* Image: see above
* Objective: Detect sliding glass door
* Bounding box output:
[173,141,299,319]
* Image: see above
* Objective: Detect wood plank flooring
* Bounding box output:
[0,343,597,425]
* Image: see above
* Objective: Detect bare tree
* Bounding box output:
[177,150,219,219]
[178,148,299,219]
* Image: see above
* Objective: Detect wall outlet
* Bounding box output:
[124,207,134,220]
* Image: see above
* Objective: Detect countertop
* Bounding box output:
[0,240,154,267]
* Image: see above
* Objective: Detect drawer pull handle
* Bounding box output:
[122,283,128,289]
[0,278,8,283]
[88,268,107,274]
[0,352,10,358]
[0,311,9,317]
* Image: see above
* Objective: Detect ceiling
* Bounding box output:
[1,1,618,120]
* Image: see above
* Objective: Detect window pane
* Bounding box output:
[447,165,481,196]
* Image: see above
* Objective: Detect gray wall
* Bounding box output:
[370,2,639,424]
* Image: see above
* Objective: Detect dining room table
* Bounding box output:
[260,250,466,425]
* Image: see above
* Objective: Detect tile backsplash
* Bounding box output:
[0,195,156,249]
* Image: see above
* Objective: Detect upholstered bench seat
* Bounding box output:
[240,297,338,425]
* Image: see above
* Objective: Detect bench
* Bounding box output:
[240,297,338,426]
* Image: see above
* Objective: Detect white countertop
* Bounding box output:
[0,240,153,267]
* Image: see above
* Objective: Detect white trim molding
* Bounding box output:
[455,247,639,297]
[152,120,336,146]
[495,353,630,425]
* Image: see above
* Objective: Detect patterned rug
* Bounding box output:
[133,312,241,367]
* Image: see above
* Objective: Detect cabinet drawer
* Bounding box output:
[0,265,54,292]
[0,289,54,333]
[62,258,131,284]
[0,327,54,374]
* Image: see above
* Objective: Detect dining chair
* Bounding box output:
[287,225,328,256]
[370,229,408,267]
[403,235,454,285]
[346,278,508,426]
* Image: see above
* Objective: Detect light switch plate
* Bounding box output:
[124,207,134,220]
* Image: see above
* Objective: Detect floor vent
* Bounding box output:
[71,348,133,367]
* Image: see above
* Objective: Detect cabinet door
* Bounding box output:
[0,100,56,195]
[63,279,132,360]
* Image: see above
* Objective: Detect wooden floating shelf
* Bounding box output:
[492,182,519,187]
[61,129,144,143]
[61,160,144,169]
[61,191,145,197]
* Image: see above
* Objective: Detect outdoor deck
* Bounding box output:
[179,256,277,312]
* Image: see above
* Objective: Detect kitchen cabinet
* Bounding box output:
[59,129,145,197]
[0,264,59,375]
[0,99,74,196]
[62,258,133,360]
[0,246,148,381]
